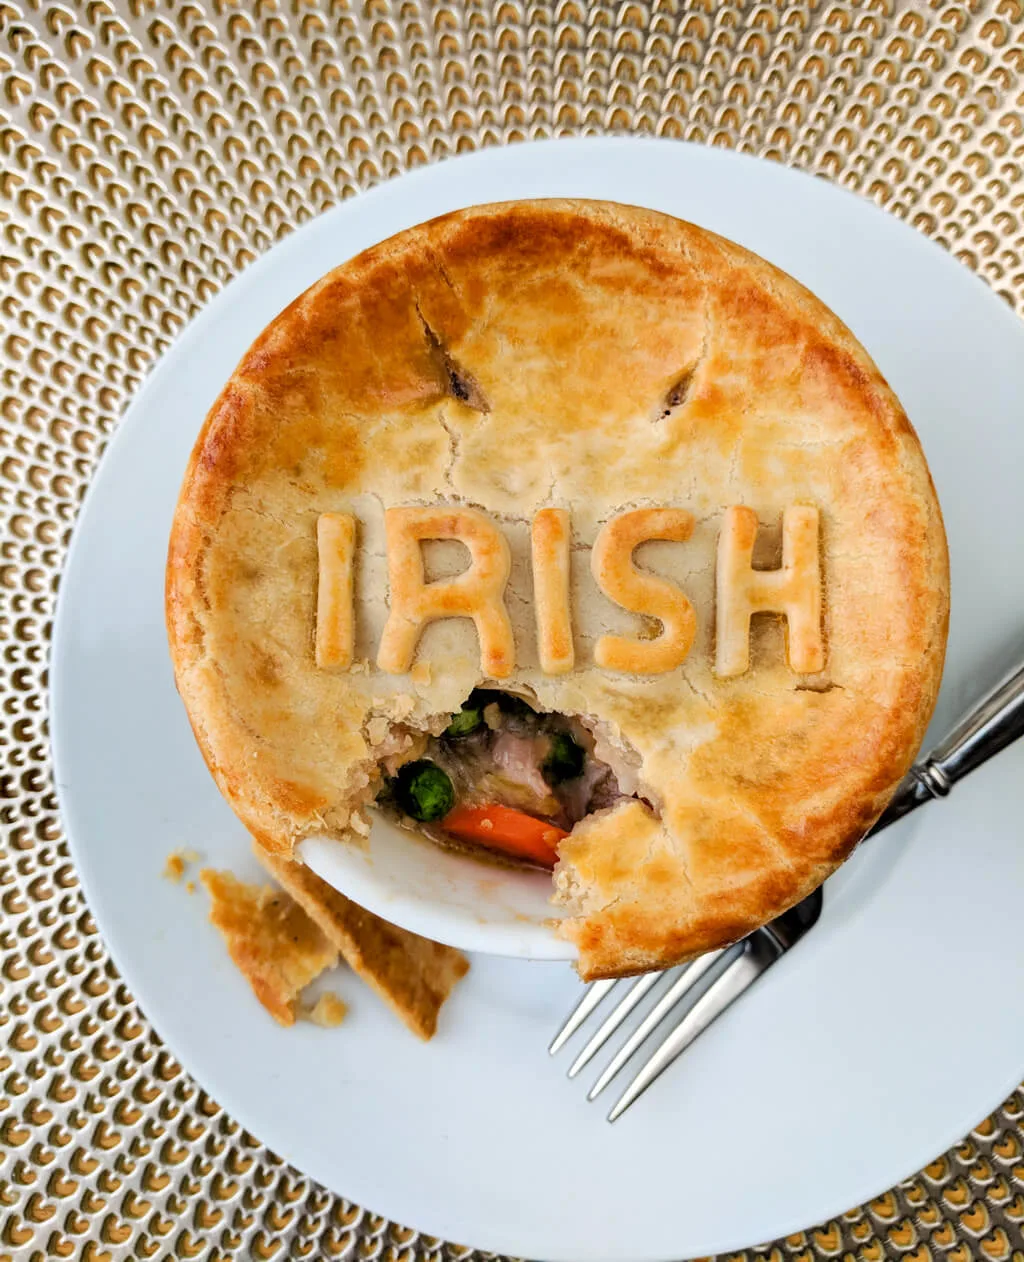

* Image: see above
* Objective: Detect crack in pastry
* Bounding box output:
[658,365,698,419]
[415,303,490,412]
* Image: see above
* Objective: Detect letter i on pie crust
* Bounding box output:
[166,200,948,980]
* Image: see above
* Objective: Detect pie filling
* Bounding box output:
[374,690,643,869]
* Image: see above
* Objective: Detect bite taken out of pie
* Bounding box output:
[166,199,949,981]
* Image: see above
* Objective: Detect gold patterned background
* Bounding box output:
[2,1,1024,1258]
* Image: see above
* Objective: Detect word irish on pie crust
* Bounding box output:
[314,504,824,680]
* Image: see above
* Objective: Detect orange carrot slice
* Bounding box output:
[442,804,566,868]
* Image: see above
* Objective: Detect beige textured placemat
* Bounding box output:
[2,2,1023,1258]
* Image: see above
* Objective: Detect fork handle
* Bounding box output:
[870,657,1024,834]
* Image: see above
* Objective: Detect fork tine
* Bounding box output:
[548,978,617,1054]
[586,949,728,1100]
[607,937,775,1122]
[566,970,663,1078]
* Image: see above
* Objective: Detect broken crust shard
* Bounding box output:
[200,868,338,1027]
[256,847,469,1041]
[201,860,468,1038]
[307,991,347,1028]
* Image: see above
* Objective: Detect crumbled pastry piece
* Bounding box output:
[164,847,201,883]
[256,848,469,1041]
[185,880,196,895]
[163,852,185,882]
[389,692,416,721]
[200,869,338,1027]
[305,991,348,1028]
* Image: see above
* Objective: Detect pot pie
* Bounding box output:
[166,199,949,981]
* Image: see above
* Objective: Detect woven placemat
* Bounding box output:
[2,2,1023,1258]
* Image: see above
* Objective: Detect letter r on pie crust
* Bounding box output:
[592,508,697,674]
[377,506,515,678]
[715,504,825,678]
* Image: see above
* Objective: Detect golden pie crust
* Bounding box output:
[167,200,949,980]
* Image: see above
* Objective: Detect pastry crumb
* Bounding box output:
[165,848,201,882]
[185,880,196,894]
[306,992,348,1028]
[163,852,185,882]
[391,693,415,719]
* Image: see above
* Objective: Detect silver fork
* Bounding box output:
[551,655,1024,1121]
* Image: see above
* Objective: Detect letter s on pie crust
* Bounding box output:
[592,508,696,674]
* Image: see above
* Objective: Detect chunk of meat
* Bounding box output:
[490,731,553,802]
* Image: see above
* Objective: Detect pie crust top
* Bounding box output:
[166,199,949,979]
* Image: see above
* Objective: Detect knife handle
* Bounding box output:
[870,657,1024,835]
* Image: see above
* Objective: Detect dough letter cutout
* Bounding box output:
[592,508,696,674]
[715,504,824,678]
[315,513,356,669]
[532,508,574,675]
[377,506,515,678]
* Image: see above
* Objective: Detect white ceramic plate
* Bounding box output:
[52,138,1024,1262]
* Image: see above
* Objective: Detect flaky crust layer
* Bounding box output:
[167,200,949,979]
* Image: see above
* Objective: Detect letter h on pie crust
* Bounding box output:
[715,505,824,678]
[377,506,515,678]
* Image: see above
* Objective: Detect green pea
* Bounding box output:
[445,705,483,738]
[392,760,455,822]
[543,732,585,785]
